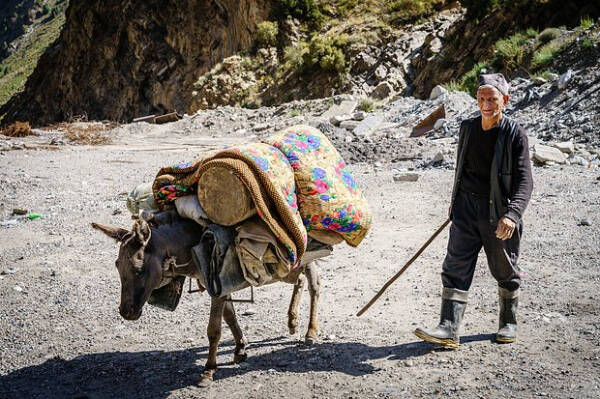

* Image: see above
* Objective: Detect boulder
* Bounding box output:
[429,85,448,100]
[354,114,385,137]
[553,141,574,154]
[339,120,361,131]
[371,82,393,99]
[321,100,358,119]
[393,173,419,182]
[330,114,353,126]
[533,144,567,164]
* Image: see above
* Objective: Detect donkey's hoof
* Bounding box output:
[233,352,248,364]
[304,336,317,346]
[198,370,215,387]
[288,326,297,335]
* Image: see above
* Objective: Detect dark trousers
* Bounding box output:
[442,190,522,292]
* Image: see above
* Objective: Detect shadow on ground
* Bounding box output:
[0,334,494,399]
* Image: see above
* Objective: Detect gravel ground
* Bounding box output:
[1,121,599,399]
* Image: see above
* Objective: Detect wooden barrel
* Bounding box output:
[197,166,256,226]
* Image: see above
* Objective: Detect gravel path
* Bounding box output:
[1,125,599,399]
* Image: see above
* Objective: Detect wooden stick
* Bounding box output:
[356,218,451,317]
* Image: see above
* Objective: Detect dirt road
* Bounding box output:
[1,127,599,398]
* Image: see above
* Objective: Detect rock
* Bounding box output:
[546,72,559,81]
[553,141,574,154]
[432,151,445,163]
[429,85,447,100]
[321,100,358,119]
[569,155,588,166]
[1,268,18,275]
[0,220,18,227]
[352,111,366,121]
[374,161,383,168]
[429,37,442,53]
[533,144,567,165]
[339,120,360,131]
[344,135,354,143]
[330,114,352,126]
[13,285,23,292]
[393,173,419,182]
[253,123,269,132]
[579,218,592,226]
[243,309,256,316]
[352,52,377,73]
[12,208,28,215]
[354,114,385,137]
[324,334,336,341]
[374,65,388,81]
[371,82,394,99]
[557,69,573,90]
[433,118,446,130]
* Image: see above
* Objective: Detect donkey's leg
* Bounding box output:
[288,272,306,335]
[223,296,248,364]
[304,261,321,345]
[199,296,225,387]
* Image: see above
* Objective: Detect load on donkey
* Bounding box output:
[92,125,372,385]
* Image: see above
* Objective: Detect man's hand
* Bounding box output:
[495,217,516,240]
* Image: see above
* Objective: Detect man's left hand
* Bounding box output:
[495,217,516,240]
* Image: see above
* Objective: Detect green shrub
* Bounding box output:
[581,39,594,49]
[532,41,562,69]
[256,21,278,48]
[277,0,323,23]
[283,42,309,73]
[290,108,302,117]
[303,36,347,73]
[461,61,489,97]
[525,28,538,38]
[537,28,561,44]
[387,0,446,23]
[580,16,594,30]
[442,79,464,92]
[492,32,529,71]
[359,98,375,112]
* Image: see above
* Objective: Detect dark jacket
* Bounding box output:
[450,115,533,225]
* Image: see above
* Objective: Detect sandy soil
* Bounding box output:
[1,127,599,399]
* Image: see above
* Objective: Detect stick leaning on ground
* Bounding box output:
[356,218,451,317]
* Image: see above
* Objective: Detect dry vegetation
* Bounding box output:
[0,121,36,137]
[46,121,118,145]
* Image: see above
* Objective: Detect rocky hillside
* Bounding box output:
[0,0,599,126]
[0,0,67,107]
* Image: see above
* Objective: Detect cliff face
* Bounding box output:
[1,0,273,126]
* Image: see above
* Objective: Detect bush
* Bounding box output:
[537,28,561,44]
[461,61,490,96]
[256,21,278,48]
[532,41,562,69]
[442,79,463,92]
[277,0,323,23]
[387,0,446,23]
[525,28,538,38]
[303,36,347,73]
[581,39,595,49]
[580,16,594,30]
[283,42,309,73]
[359,98,375,112]
[492,32,529,71]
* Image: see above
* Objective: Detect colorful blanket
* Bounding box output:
[265,125,372,247]
[152,144,307,267]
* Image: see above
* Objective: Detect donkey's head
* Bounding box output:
[92,217,167,320]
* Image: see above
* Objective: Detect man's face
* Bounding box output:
[477,85,508,120]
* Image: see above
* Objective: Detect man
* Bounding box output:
[414,73,533,348]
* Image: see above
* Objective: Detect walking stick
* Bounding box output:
[356,218,451,317]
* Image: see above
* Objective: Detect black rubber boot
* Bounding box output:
[414,288,468,348]
[496,287,518,343]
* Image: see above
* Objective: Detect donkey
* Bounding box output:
[92,209,322,386]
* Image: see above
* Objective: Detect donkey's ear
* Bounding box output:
[133,220,151,246]
[91,222,130,242]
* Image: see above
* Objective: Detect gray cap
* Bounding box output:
[478,73,509,96]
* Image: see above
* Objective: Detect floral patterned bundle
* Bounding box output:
[152,144,307,267]
[265,125,372,247]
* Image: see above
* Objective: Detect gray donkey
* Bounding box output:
[92,209,322,386]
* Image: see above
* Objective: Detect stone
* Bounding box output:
[243,309,257,316]
[432,151,445,163]
[579,218,592,226]
[433,118,446,130]
[429,37,442,53]
[393,173,419,182]
[374,65,388,81]
[344,135,354,143]
[354,114,385,137]
[321,100,358,119]
[533,144,567,164]
[339,120,360,131]
[557,69,573,90]
[553,141,574,154]
[546,72,559,81]
[330,114,353,126]
[352,52,377,73]
[533,77,547,85]
[352,111,366,121]
[429,85,448,100]
[569,155,588,166]
[371,82,393,99]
